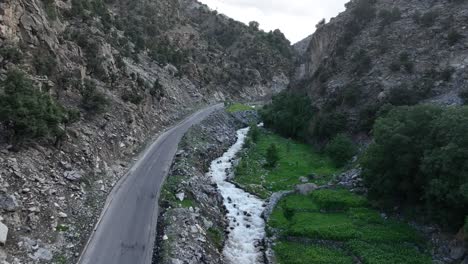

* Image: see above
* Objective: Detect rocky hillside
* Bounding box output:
[0,0,292,262]
[293,0,468,134]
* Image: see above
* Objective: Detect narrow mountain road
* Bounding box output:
[78,104,223,264]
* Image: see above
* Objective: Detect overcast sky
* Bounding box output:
[198,0,350,43]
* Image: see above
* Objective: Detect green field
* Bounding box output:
[232,128,432,264]
[233,130,339,198]
[269,190,432,264]
[226,103,254,113]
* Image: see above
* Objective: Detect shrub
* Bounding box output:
[460,89,468,104]
[42,0,58,20]
[266,143,279,168]
[0,46,22,64]
[351,49,372,75]
[361,105,468,227]
[448,29,463,46]
[34,53,57,76]
[261,92,315,140]
[313,111,348,141]
[121,90,144,105]
[0,70,68,145]
[325,134,357,167]
[414,11,438,27]
[379,7,401,26]
[387,85,420,106]
[80,79,109,113]
[249,124,260,143]
[150,79,164,99]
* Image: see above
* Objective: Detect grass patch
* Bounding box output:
[275,242,353,264]
[207,227,224,250]
[269,190,431,263]
[226,103,253,113]
[234,130,338,198]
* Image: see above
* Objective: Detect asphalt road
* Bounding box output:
[78,104,223,264]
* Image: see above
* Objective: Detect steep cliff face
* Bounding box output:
[293,0,468,133]
[0,0,292,262]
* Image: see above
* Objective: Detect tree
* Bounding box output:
[361,105,468,227]
[261,92,315,140]
[248,21,260,31]
[80,79,109,113]
[0,70,68,145]
[325,134,357,167]
[266,143,279,168]
[249,123,260,143]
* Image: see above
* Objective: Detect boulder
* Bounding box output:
[299,176,309,183]
[63,171,82,181]
[0,222,8,245]
[450,245,466,260]
[176,192,185,202]
[0,194,19,212]
[30,248,53,261]
[295,183,318,195]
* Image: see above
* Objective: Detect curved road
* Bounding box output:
[78,104,223,264]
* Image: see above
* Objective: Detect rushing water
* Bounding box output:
[207,127,266,264]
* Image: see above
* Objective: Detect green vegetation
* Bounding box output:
[378,7,402,26]
[0,46,22,64]
[207,227,224,250]
[274,242,353,264]
[361,104,468,227]
[80,79,109,113]
[234,129,338,198]
[0,70,72,145]
[261,92,315,140]
[269,190,431,264]
[413,10,438,27]
[226,103,253,113]
[42,0,58,20]
[448,29,463,46]
[325,134,356,167]
[266,143,279,168]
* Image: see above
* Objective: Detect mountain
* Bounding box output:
[293,0,468,134]
[0,0,292,262]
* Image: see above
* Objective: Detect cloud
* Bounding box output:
[198,0,349,43]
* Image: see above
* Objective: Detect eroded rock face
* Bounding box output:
[293,0,468,129]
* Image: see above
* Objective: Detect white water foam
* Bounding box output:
[207,127,266,264]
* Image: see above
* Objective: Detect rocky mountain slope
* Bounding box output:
[293,0,468,134]
[0,0,292,262]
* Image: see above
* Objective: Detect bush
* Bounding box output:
[42,0,58,20]
[261,92,315,140]
[0,46,22,64]
[325,134,357,167]
[414,11,438,27]
[80,79,109,113]
[351,49,372,76]
[0,70,68,145]
[361,105,468,227]
[387,85,420,106]
[379,8,401,26]
[448,29,463,46]
[313,111,348,141]
[266,143,279,168]
[249,124,260,143]
[121,90,144,105]
[460,89,468,104]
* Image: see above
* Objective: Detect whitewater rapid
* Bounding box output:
[207,127,266,264]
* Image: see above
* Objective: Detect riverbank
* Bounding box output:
[154,109,253,263]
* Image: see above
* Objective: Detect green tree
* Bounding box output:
[325,134,357,167]
[261,92,315,140]
[0,70,68,145]
[266,143,279,168]
[249,123,260,143]
[80,79,109,113]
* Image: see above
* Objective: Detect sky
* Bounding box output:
[197,0,350,43]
